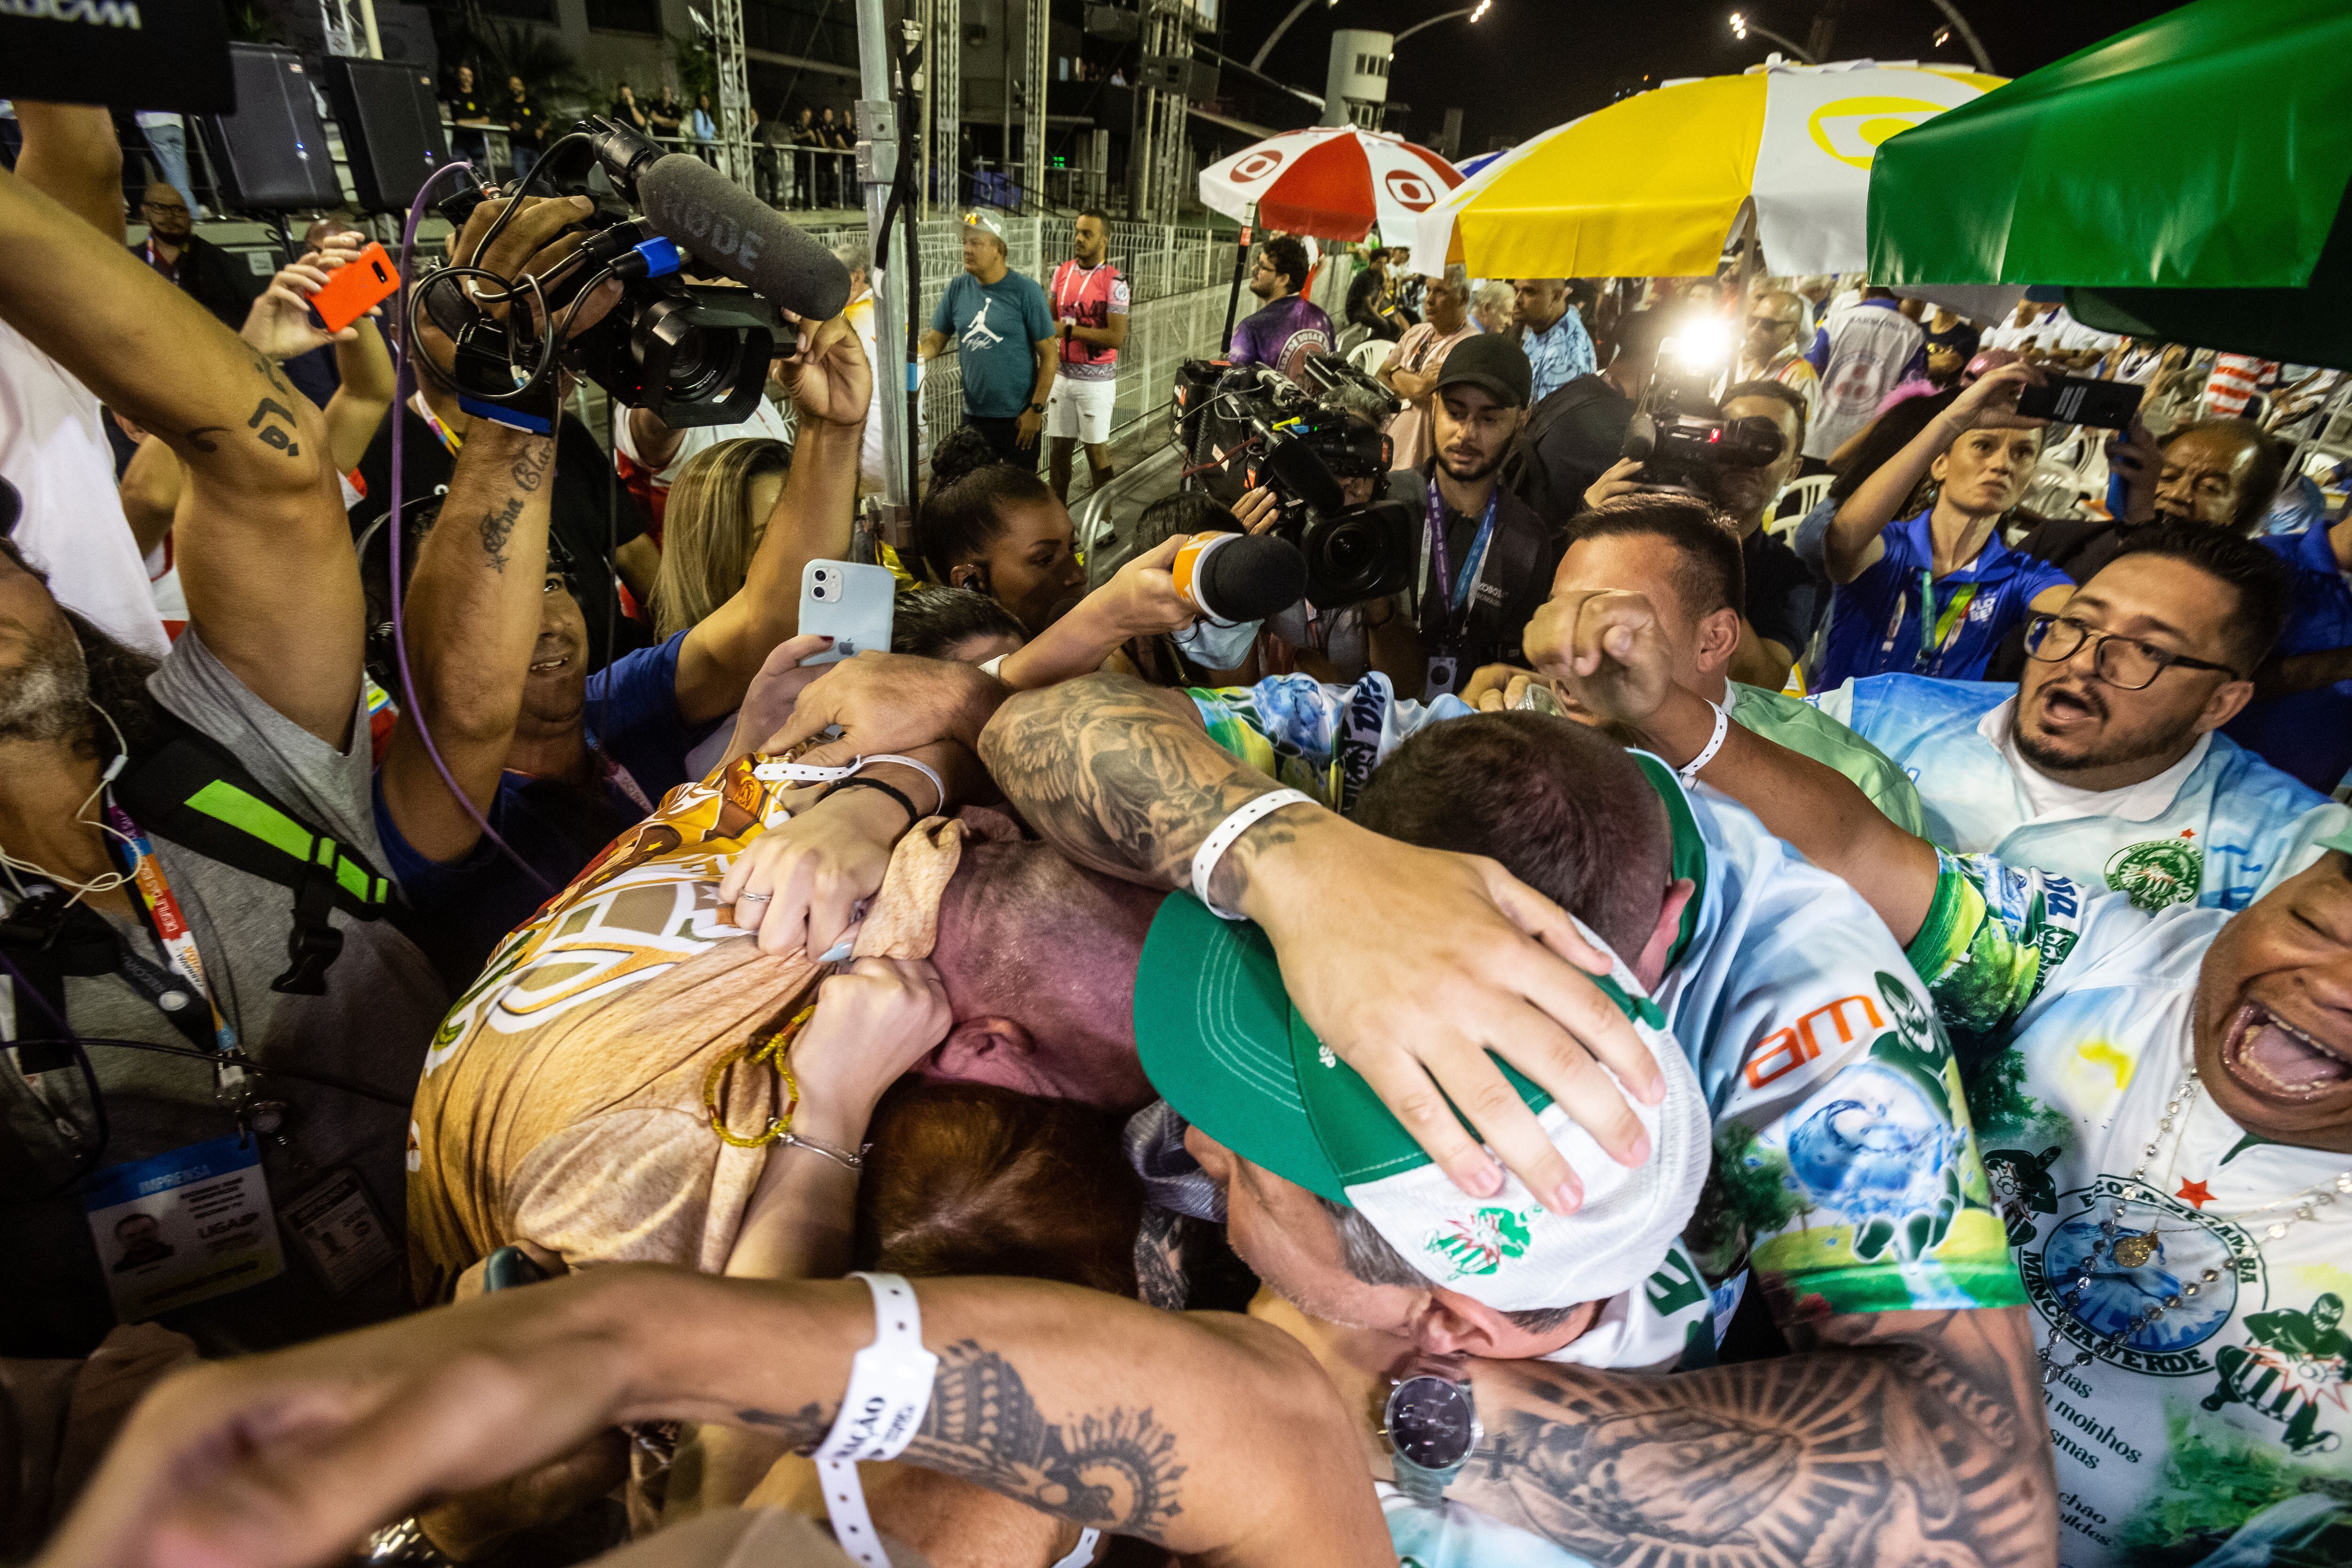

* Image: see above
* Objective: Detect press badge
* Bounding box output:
[280,1166,397,1296]
[83,1136,283,1321]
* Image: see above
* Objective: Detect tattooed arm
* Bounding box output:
[1453,1305,2057,1568]
[978,670,1661,1209]
[41,1268,1391,1568]
[0,153,358,741]
[375,422,560,862]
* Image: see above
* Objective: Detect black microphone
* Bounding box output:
[636,154,852,321]
[1174,531,1310,623]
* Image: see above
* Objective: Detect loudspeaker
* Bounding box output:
[321,56,450,213]
[203,44,342,210]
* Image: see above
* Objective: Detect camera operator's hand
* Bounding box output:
[1526,589,1677,730]
[773,309,871,429]
[1230,486,1282,535]
[446,193,622,344]
[769,651,1011,767]
[2106,414,2161,525]
[1581,455,1645,514]
[241,241,369,361]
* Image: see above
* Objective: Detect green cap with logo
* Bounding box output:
[1132,895,1709,1312]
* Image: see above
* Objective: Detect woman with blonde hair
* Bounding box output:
[651,437,792,637]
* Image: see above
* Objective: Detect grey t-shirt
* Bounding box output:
[0,631,446,1357]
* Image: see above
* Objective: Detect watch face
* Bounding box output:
[1387,1375,1477,1470]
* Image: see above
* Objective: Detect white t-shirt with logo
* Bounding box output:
[1914,854,2352,1567]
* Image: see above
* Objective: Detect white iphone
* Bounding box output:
[798,559,898,664]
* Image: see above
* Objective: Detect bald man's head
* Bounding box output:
[1744,290,1807,366]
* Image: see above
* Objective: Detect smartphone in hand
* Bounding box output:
[2016,374,2143,430]
[797,560,898,665]
[308,242,402,335]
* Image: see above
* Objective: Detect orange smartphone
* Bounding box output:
[308,242,401,334]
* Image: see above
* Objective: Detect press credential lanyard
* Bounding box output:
[103,798,238,1057]
[1905,568,1981,677]
[1423,473,1501,629]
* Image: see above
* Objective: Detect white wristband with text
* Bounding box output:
[1190,788,1314,921]
[753,756,863,786]
[816,1272,939,1568]
[1678,701,1730,788]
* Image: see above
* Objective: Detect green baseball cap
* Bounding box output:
[1133,893,1709,1311]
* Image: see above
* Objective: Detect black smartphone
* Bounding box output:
[483,1244,548,1292]
[2016,374,2143,430]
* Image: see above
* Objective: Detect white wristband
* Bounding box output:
[858,753,946,818]
[977,653,1010,679]
[817,1273,939,1568]
[1678,701,1730,788]
[1190,788,1313,921]
[753,756,863,786]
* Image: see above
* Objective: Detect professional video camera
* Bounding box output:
[1618,319,1786,493]
[423,117,847,427]
[1171,353,1416,608]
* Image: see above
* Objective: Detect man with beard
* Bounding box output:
[1226,235,1333,384]
[1385,333,1554,692]
[1815,524,2348,912]
[127,180,258,332]
[1540,588,2352,1567]
[0,134,444,1360]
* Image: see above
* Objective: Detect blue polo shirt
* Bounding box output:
[2223,517,2352,793]
[1812,509,2073,691]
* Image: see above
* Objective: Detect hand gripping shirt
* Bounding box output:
[1907,853,2352,1566]
[1816,675,2349,913]
[1188,674,2024,1324]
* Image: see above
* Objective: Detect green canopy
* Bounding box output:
[1867,0,2352,366]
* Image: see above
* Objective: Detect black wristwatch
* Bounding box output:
[1383,1372,1481,1505]
[1025,400,1046,414]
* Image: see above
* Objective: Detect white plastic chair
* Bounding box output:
[1349,337,1396,376]
[1766,471,1835,536]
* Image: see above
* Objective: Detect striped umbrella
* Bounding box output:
[1198,126,1463,243]
[1413,59,2002,279]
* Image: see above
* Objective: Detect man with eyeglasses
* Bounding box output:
[1813,523,2349,913]
[1724,288,1819,429]
[128,180,258,332]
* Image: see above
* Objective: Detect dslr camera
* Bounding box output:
[1171,355,1417,608]
[1619,379,1787,494]
[426,117,775,427]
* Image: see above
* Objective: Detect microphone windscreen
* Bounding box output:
[636,155,852,321]
[1195,533,1308,623]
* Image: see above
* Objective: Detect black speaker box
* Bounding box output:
[203,44,343,210]
[322,56,450,213]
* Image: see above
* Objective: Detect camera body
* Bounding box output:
[1620,379,1787,494]
[429,117,775,427]
[1172,356,1416,609]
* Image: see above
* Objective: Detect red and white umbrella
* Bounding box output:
[1198,127,1462,243]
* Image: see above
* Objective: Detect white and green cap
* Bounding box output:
[1133,895,1710,1313]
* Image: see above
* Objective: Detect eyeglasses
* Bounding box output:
[2023,613,2239,689]
[143,200,190,217]
[1747,314,1795,334]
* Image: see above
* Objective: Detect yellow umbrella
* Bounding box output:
[1414,60,2003,279]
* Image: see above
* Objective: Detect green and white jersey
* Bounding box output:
[1909,853,2352,1567]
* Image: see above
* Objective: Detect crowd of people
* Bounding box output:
[1,84,2351,1568]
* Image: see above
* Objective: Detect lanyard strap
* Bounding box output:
[1911,569,1982,676]
[103,798,239,1055]
[412,390,463,455]
[1424,474,1502,622]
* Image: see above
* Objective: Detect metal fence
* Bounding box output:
[789,216,1230,459]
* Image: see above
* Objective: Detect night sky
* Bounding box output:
[1233,0,2190,153]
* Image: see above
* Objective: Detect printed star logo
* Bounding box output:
[2177,1178,2214,1210]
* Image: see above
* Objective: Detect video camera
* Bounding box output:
[424,117,777,428]
[1619,321,1786,493]
[1171,354,1417,608]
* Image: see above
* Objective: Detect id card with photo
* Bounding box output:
[82,1135,284,1321]
[281,1167,397,1297]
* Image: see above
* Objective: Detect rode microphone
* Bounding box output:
[1171,531,1309,623]
[636,154,853,321]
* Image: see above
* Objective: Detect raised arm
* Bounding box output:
[1457,1304,2055,1568]
[237,242,393,472]
[0,156,353,740]
[42,1270,1389,1568]
[670,312,869,724]
[1824,362,2043,586]
[377,195,614,862]
[9,102,123,242]
[325,319,397,473]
